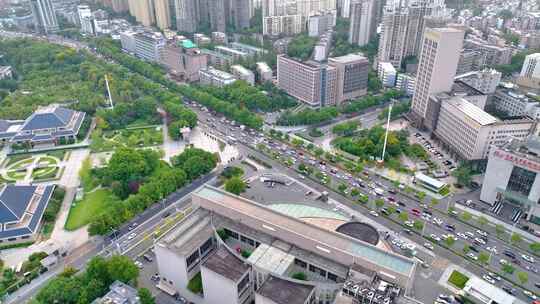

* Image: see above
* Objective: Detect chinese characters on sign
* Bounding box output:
[494,150,540,172]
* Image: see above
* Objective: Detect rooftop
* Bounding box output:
[328,53,368,64]
[194,186,415,277]
[256,275,315,304]
[414,173,447,189]
[464,277,516,304]
[92,281,139,304]
[158,209,213,256]
[497,136,540,165]
[446,97,498,126]
[247,243,295,276]
[202,246,250,282]
[335,222,380,246]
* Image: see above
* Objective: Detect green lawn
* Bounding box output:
[6,169,27,180]
[448,270,469,289]
[32,167,59,180]
[6,155,31,166]
[37,156,58,166]
[10,158,33,170]
[64,189,118,231]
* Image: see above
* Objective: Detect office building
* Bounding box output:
[230,0,252,29]
[328,53,369,103]
[215,46,249,61]
[433,95,535,161]
[396,73,416,96]
[128,0,155,26]
[160,41,208,82]
[201,49,233,69]
[263,15,303,36]
[464,38,512,66]
[175,0,198,32]
[313,31,333,62]
[134,32,166,62]
[209,0,227,32]
[308,13,334,37]
[212,32,228,44]
[194,33,212,46]
[30,0,59,34]
[256,62,273,83]
[154,0,171,29]
[229,42,267,57]
[378,0,448,67]
[201,246,253,304]
[154,185,415,304]
[450,80,487,110]
[492,89,540,120]
[199,67,237,87]
[454,69,502,95]
[231,65,255,85]
[517,53,540,89]
[480,136,540,223]
[277,55,338,107]
[410,27,464,130]
[349,0,375,47]
[0,184,55,244]
[77,4,91,25]
[120,30,138,54]
[111,0,129,13]
[378,62,397,87]
[456,49,485,75]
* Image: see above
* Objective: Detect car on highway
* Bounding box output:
[423,243,434,251]
[444,224,456,232]
[522,254,535,263]
[482,275,495,284]
[411,208,421,216]
[127,233,136,240]
[474,237,486,245]
[487,272,501,281]
[457,232,468,240]
[466,253,478,260]
[502,286,515,295]
[432,217,443,226]
[476,230,488,237]
[504,250,517,259]
[523,290,538,300]
[369,210,379,217]
[486,247,498,254]
[429,234,441,242]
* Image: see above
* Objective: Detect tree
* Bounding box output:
[452,164,473,187]
[358,194,369,204]
[225,176,246,195]
[332,121,359,136]
[430,198,439,207]
[445,236,456,247]
[502,264,515,274]
[106,255,139,284]
[291,272,307,280]
[461,211,472,222]
[36,276,83,304]
[398,212,409,222]
[511,233,523,245]
[375,199,385,209]
[530,242,540,253]
[478,252,490,264]
[477,216,488,226]
[416,191,426,200]
[314,148,324,157]
[517,271,528,284]
[338,183,348,193]
[495,224,505,237]
[221,166,244,179]
[138,288,156,304]
[462,245,470,254]
[351,188,360,196]
[287,35,317,60]
[413,220,424,231]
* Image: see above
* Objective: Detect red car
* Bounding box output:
[411,208,421,216]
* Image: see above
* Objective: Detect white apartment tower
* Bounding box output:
[349,0,375,47]
[378,0,448,68]
[30,0,59,34]
[520,53,540,79]
[410,27,464,130]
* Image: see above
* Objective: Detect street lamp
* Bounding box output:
[379,101,394,164]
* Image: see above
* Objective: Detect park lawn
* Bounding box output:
[448,270,469,289]
[6,169,27,180]
[6,154,32,166]
[10,158,34,170]
[64,189,118,231]
[37,156,58,166]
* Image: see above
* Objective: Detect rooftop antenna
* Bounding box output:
[104,74,114,109]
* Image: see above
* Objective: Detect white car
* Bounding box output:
[430,234,441,242]
[134,261,143,269]
[432,217,443,226]
[486,247,498,254]
[465,231,475,238]
[474,237,486,245]
[369,210,379,217]
[127,233,137,240]
[482,275,496,284]
[499,259,509,265]
[523,290,538,300]
[487,272,501,281]
[405,221,414,228]
[424,243,434,251]
[476,230,488,237]
[457,232,468,240]
[466,253,478,260]
[522,254,535,263]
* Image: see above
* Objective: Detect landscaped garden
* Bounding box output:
[64,188,119,231]
[90,126,163,152]
[2,153,62,182]
[447,270,469,289]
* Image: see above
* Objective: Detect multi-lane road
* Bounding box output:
[187,102,540,302]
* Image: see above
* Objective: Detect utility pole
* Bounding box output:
[104,74,114,109]
[380,101,394,163]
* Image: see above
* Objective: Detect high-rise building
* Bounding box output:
[111,0,129,13]
[328,53,369,103]
[262,0,337,35]
[209,0,228,32]
[231,65,255,85]
[454,69,502,95]
[410,27,464,130]
[30,0,59,34]
[277,55,338,107]
[229,0,252,30]
[263,15,303,36]
[378,0,448,68]
[520,53,540,79]
[77,5,93,34]
[128,0,155,26]
[175,0,198,32]
[378,62,397,87]
[154,0,171,29]
[348,0,375,47]
[133,31,165,62]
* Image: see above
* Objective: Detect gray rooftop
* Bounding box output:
[257,275,315,304]
[92,281,140,304]
[194,186,415,277]
[21,106,75,131]
[202,246,250,282]
[446,97,498,126]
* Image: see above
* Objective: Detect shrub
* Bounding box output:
[448,270,469,289]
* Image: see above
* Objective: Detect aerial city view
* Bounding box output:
[0,0,540,303]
